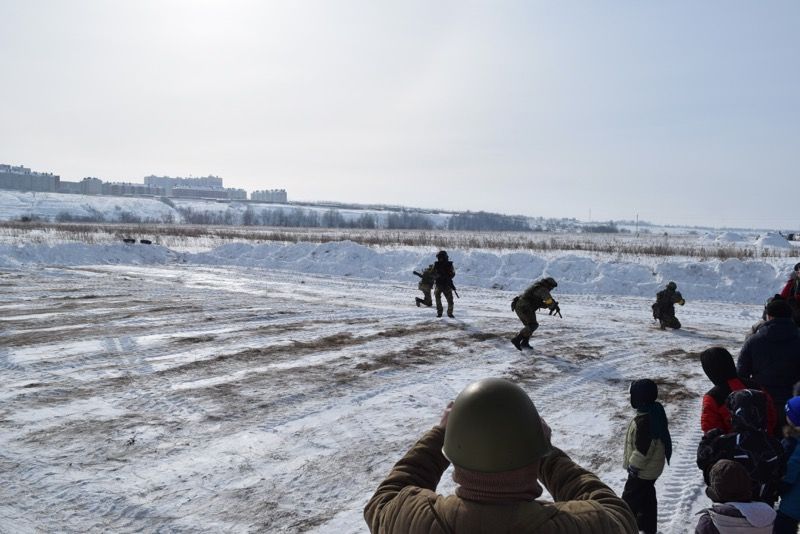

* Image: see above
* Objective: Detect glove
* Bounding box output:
[627,465,641,478]
[511,296,519,311]
[678,299,685,306]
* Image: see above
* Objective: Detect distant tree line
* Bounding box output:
[447,211,530,232]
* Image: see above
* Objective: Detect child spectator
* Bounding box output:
[697,389,786,505]
[775,397,800,533]
[622,379,672,534]
[695,459,776,533]
[700,347,777,436]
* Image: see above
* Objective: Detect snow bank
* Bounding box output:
[0,190,180,223]
[755,232,792,249]
[0,240,793,304]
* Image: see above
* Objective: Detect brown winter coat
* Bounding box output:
[364,426,637,534]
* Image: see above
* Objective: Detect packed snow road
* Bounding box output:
[0,264,764,533]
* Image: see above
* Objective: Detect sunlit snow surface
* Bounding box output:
[0,243,788,533]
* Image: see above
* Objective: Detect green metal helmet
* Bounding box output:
[443,378,551,472]
[542,277,557,289]
[436,250,449,260]
[666,281,677,290]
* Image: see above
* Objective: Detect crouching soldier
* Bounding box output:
[652,281,685,330]
[413,264,435,308]
[510,277,559,351]
[363,378,638,533]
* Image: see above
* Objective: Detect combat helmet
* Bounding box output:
[443,378,551,472]
[542,277,557,289]
[666,281,677,290]
[436,250,449,260]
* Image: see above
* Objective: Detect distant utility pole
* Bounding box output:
[635,213,639,237]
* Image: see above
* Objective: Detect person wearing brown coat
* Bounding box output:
[363,378,637,533]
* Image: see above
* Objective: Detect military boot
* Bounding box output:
[520,337,532,349]
[510,334,523,351]
[447,312,454,318]
[415,298,422,307]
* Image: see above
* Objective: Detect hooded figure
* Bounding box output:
[776,396,800,533]
[621,379,671,534]
[738,298,800,430]
[697,390,786,505]
[780,263,800,326]
[700,347,777,436]
[695,460,776,534]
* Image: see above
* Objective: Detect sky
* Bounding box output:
[1,1,798,228]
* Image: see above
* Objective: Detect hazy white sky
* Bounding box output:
[1,1,798,227]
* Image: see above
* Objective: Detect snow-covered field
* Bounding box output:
[0,238,796,533]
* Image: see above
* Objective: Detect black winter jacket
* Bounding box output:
[737,318,800,405]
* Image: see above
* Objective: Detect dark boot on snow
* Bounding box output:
[415,298,422,307]
[511,334,523,351]
[447,312,454,318]
[520,338,532,349]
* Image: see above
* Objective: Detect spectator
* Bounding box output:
[697,389,786,505]
[363,378,637,533]
[700,347,777,436]
[779,263,800,326]
[775,397,800,534]
[621,379,671,534]
[695,460,776,533]
[738,296,800,430]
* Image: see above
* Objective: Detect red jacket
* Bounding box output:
[701,377,777,436]
[780,278,800,303]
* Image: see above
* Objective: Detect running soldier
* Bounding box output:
[652,281,685,330]
[510,277,559,351]
[433,250,456,318]
[412,264,435,308]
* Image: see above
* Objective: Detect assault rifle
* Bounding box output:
[549,303,562,318]
[438,276,459,299]
[413,271,423,278]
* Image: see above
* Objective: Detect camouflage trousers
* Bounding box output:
[659,313,681,330]
[515,306,539,339]
[416,284,433,307]
[435,287,454,315]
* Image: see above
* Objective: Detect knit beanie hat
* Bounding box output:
[786,397,800,427]
[766,295,792,319]
[706,460,752,503]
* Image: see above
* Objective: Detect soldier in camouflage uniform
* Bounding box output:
[652,281,685,330]
[413,264,435,308]
[510,277,559,350]
[433,250,456,318]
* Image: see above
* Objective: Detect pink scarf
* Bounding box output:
[453,462,543,503]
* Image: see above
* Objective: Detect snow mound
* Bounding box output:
[755,232,792,249]
[716,232,746,242]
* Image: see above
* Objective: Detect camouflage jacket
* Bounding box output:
[519,282,555,310]
[364,426,637,533]
[654,289,684,316]
[417,265,436,289]
[433,261,455,289]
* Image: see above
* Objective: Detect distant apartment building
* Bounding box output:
[251,189,288,203]
[144,175,246,200]
[102,182,166,196]
[144,175,224,192]
[0,163,60,192]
